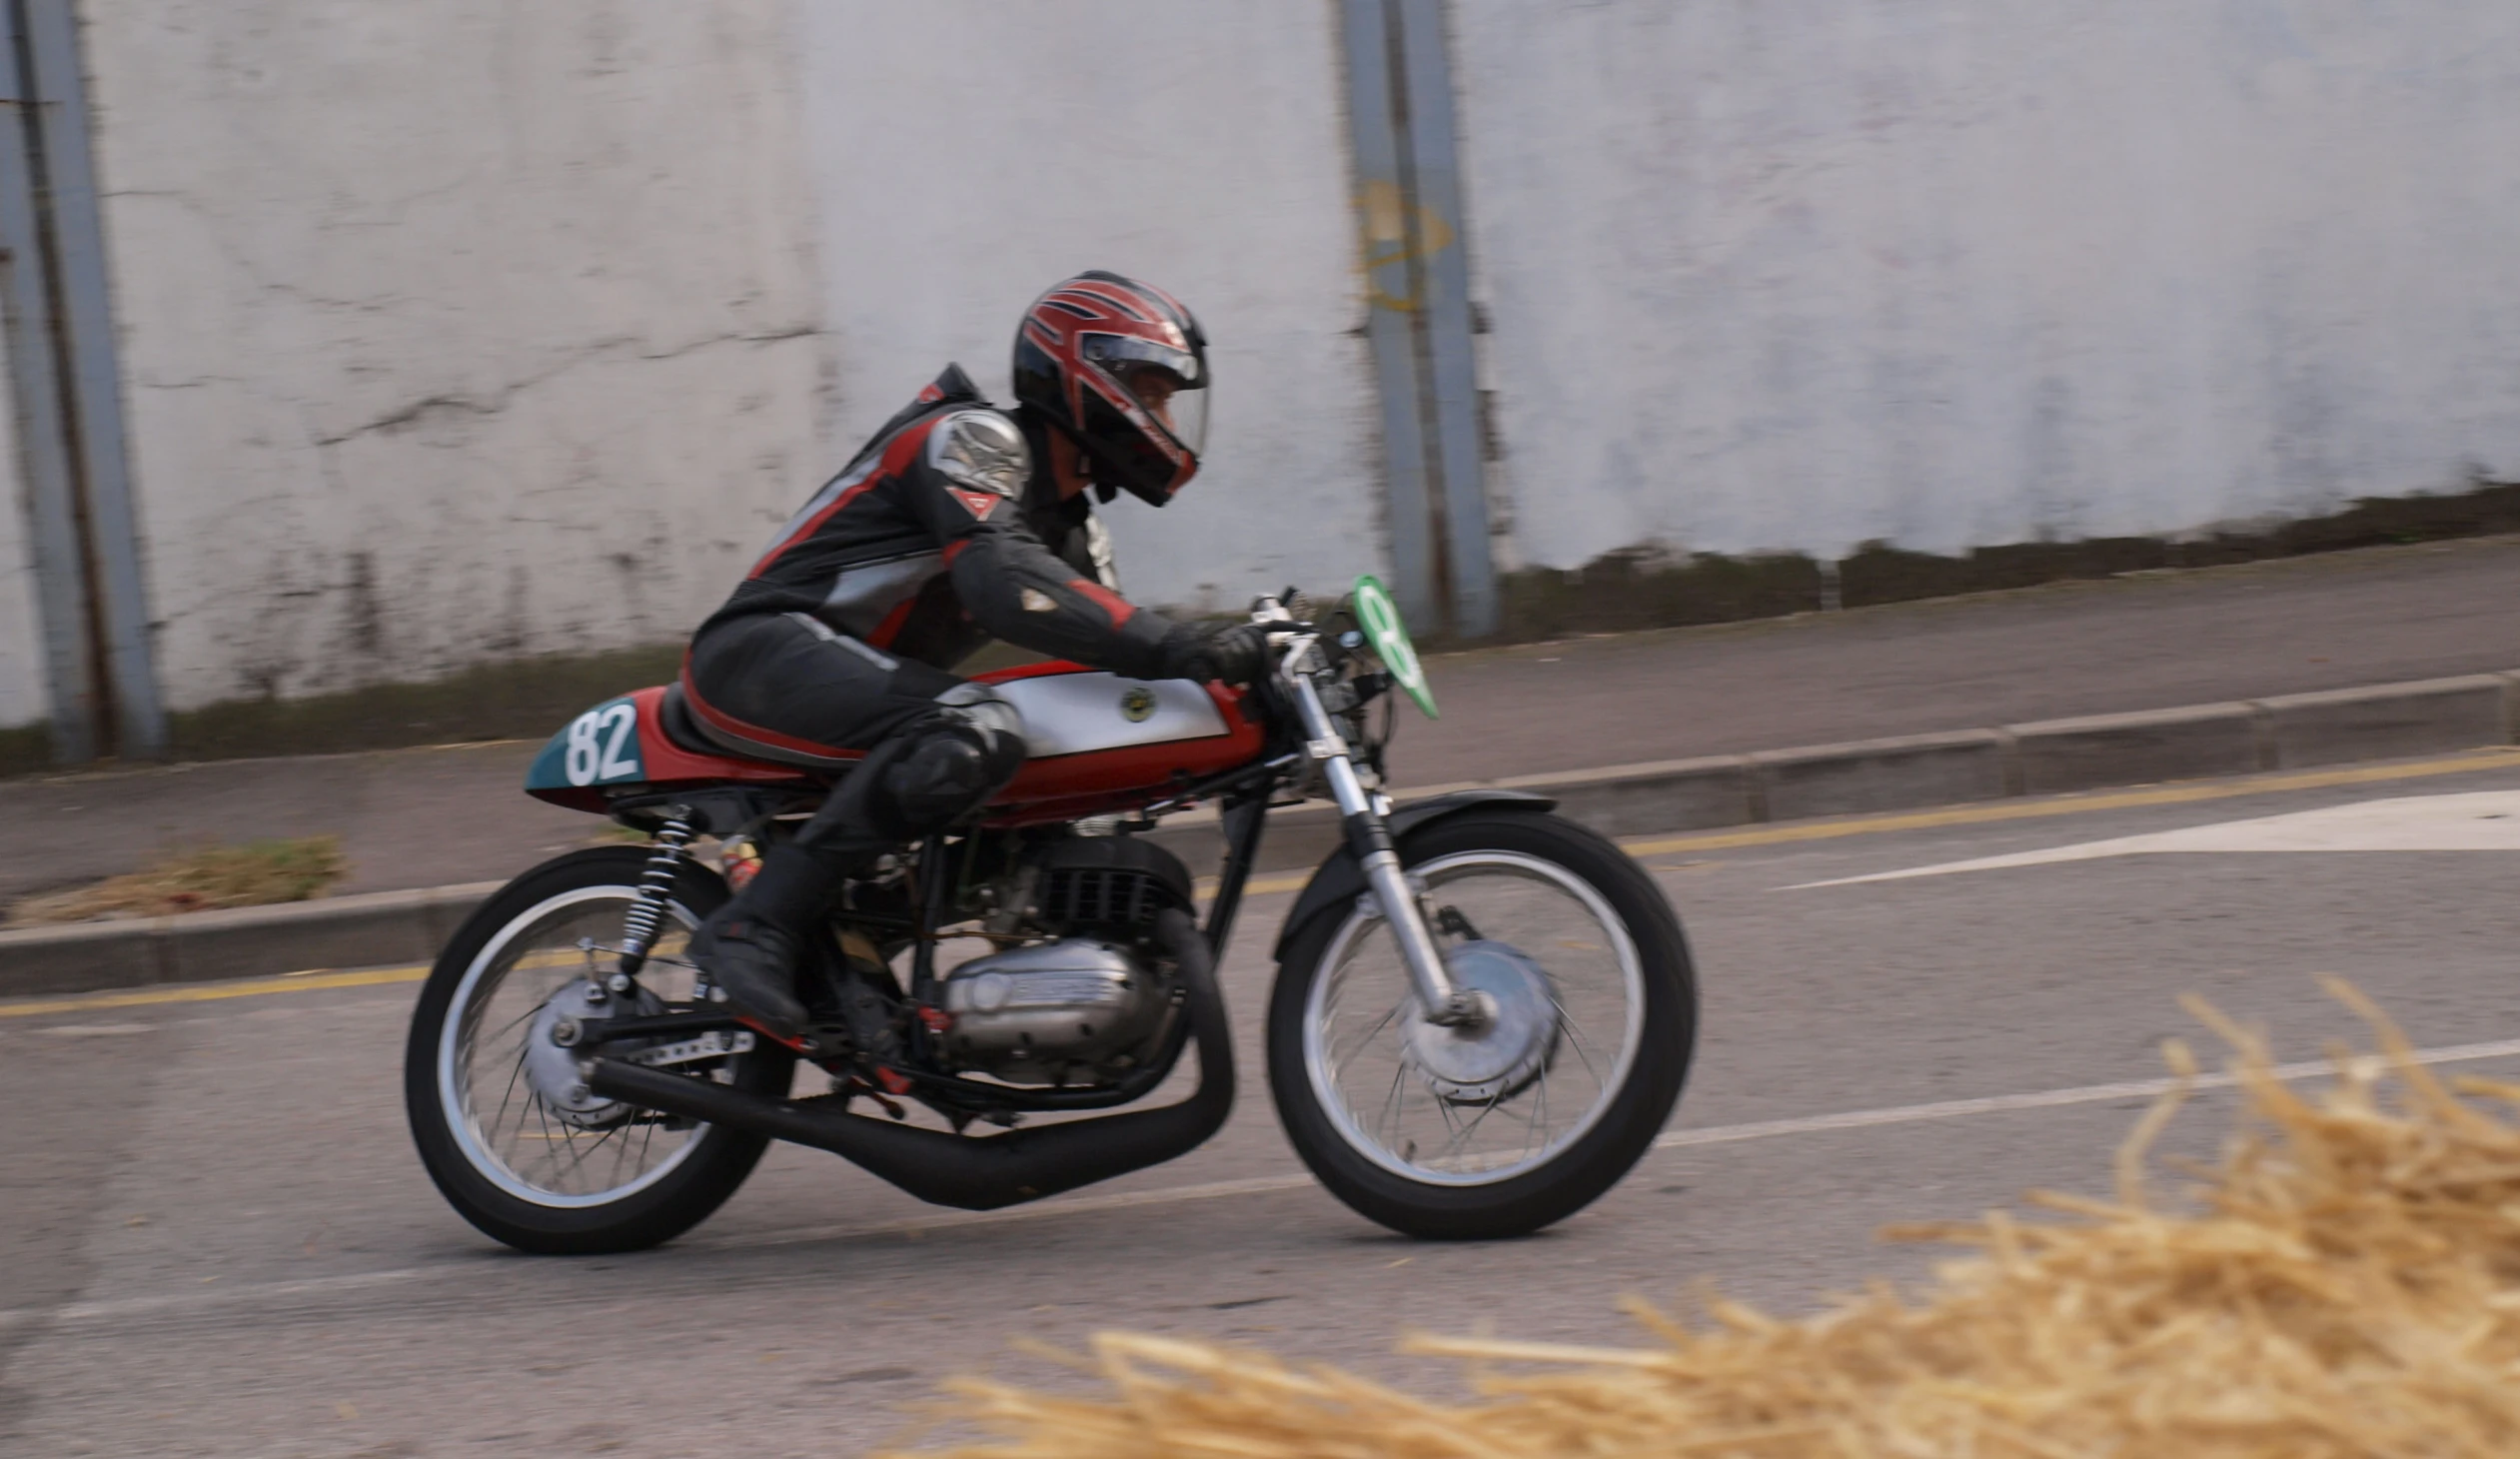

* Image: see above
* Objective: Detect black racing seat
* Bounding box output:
[654,682,728,757]
[657,682,856,772]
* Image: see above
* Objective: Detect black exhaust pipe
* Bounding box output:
[586,907,1235,1211]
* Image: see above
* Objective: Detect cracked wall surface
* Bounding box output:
[1453,2,2520,569]
[80,1,827,714]
[796,4,1383,615]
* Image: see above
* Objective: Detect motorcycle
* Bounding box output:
[403,579,1697,1252]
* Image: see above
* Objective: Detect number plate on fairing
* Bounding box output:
[527,696,647,789]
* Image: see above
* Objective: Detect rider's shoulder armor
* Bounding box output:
[926,409,1028,499]
[1081,513,1121,592]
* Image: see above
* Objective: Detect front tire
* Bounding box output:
[404,847,793,1254]
[1267,809,1696,1239]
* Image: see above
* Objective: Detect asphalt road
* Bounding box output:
[8,754,2520,1456]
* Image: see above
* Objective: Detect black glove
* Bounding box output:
[1159,622,1271,687]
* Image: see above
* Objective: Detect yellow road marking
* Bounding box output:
[1200,871,1312,899]
[10,747,2516,1020]
[0,965,429,1018]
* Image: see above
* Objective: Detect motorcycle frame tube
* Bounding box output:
[908,834,950,1004]
[1201,786,1272,956]
[1282,642,1467,1018]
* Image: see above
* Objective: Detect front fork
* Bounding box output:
[1283,656,1487,1029]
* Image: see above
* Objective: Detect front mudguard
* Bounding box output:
[1269,789,1560,961]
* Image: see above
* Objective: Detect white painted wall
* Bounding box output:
[1452,2,2520,569]
[796,2,1382,616]
[41,0,2508,736]
[82,2,828,713]
[43,0,1376,729]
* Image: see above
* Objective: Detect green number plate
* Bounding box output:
[1351,575,1438,720]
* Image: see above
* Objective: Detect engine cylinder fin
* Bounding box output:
[1030,833,1194,932]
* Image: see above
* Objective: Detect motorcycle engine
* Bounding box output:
[937,834,1193,1085]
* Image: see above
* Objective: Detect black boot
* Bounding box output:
[688,844,830,1038]
[691,727,996,1038]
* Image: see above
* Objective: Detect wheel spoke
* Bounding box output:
[1553,1002,1606,1084]
[1328,996,1407,1083]
[560,1118,624,1188]
[490,1041,530,1145]
[481,998,546,1046]
[529,1094,561,1186]
[1439,1088,1508,1163]
[1376,1060,1409,1147]
[1433,1090,1465,1142]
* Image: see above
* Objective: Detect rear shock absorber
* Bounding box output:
[616,810,696,979]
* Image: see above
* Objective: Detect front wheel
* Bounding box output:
[1267,809,1696,1239]
[403,847,794,1254]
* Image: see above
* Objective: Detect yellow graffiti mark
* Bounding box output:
[1355,179,1457,313]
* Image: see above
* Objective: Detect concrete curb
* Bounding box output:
[0,881,502,998]
[9,670,2520,1001]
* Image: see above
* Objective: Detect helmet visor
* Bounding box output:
[1081,333,1208,459]
[1147,368,1209,459]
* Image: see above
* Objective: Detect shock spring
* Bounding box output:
[616,812,696,978]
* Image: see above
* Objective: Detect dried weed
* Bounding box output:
[10,835,347,924]
[904,979,2520,1458]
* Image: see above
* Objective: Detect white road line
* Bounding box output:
[1653,1036,2520,1148]
[16,1035,2520,1333]
[31,1268,435,1325]
[1788,789,2520,888]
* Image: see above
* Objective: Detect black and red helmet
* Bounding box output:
[1012,271,1209,506]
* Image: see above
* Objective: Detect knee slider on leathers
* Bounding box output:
[876,706,1026,835]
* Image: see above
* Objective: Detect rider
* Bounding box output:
[681,272,1266,1036]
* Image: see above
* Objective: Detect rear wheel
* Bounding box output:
[403,847,792,1254]
[1267,809,1696,1239]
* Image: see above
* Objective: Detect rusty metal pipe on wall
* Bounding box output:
[0,0,164,762]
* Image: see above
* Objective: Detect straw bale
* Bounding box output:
[897,980,2520,1458]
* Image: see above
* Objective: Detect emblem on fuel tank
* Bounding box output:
[1119,687,1156,723]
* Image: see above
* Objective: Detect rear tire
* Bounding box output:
[403,847,793,1254]
[1267,809,1695,1239]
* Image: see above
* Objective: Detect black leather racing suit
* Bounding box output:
[682,363,1191,762]
[681,366,1216,1031]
